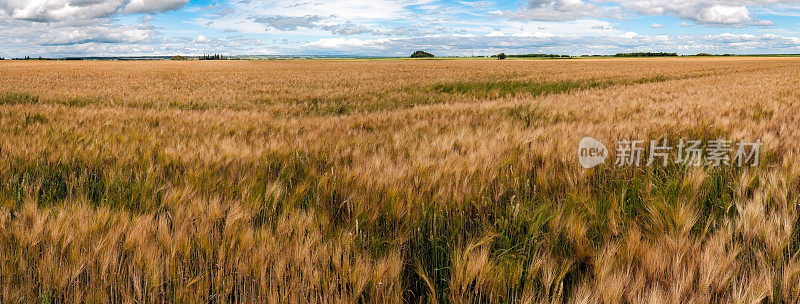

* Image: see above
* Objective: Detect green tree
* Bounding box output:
[410,50,434,58]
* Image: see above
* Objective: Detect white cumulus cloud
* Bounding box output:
[618,0,776,26]
[505,0,624,21]
[0,0,124,22]
[504,0,791,26]
[0,0,188,23]
[124,0,189,14]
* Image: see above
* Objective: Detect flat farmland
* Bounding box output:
[1,58,800,303]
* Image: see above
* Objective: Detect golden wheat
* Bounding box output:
[0,57,799,303]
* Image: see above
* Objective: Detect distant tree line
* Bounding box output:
[693,53,734,56]
[492,53,571,58]
[200,54,225,60]
[15,56,49,60]
[512,54,571,58]
[613,52,678,57]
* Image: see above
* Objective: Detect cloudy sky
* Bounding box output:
[1,0,800,57]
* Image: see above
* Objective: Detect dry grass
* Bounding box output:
[1,57,800,303]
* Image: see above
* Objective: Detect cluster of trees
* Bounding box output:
[200,54,225,60]
[614,52,678,57]
[170,55,189,61]
[410,50,435,58]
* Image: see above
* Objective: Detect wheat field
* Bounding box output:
[1,57,799,303]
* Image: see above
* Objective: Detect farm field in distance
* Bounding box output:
[1,57,800,303]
